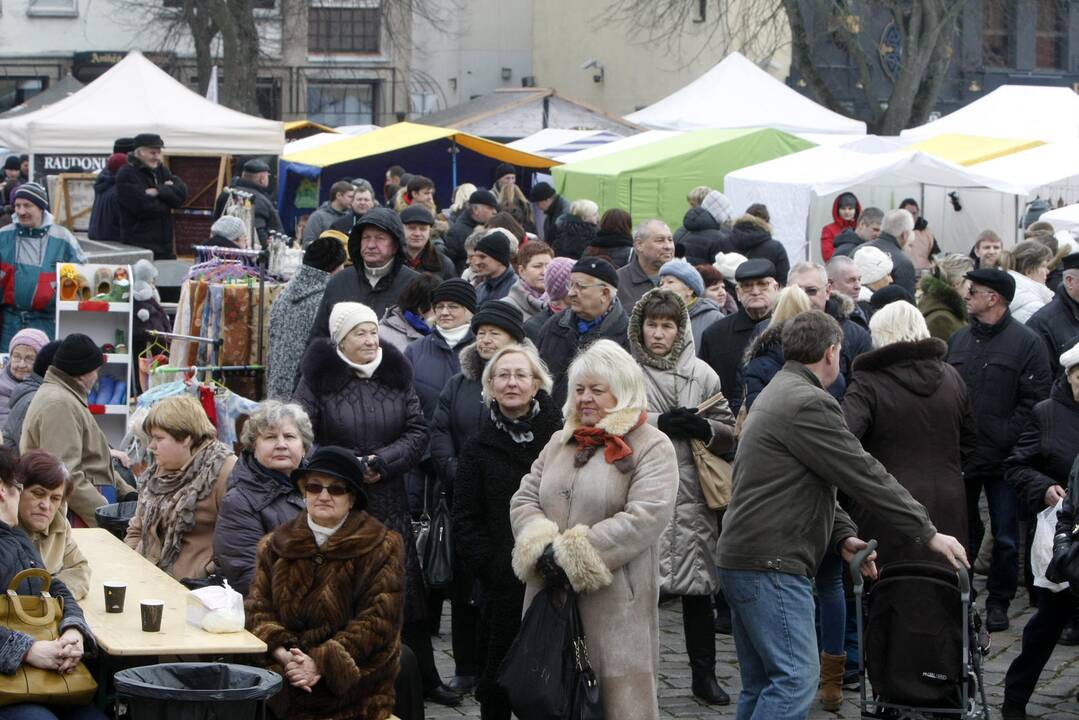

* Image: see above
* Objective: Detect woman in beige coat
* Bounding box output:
[628,288,736,705]
[510,339,677,720]
[125,395,236,581]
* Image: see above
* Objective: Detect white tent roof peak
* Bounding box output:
[901,84,1079,142]
[624,51,867,135]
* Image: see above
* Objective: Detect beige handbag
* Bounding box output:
[691,392,734,510]
[0,568,97,706]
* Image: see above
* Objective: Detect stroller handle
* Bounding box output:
[848,539,878,593]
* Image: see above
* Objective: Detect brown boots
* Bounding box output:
[819,651,846,711]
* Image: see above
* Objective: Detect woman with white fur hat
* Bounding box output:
[854,245,894,319]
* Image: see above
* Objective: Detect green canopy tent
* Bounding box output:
[552,128,814,227]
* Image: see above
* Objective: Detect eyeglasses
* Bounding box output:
[302,482,349,497]
[965,287,995,298]
[799,286,821,296]
[493,371,534,384]
[568,282,604,292]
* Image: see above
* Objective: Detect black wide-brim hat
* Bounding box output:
[290,446,368,510]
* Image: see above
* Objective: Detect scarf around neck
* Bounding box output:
[572,410,647,469]
[436,323,471,347]
[491,398,541,444]
[337,347,383,377]
[403,309,432,335]
[308,513,348,548]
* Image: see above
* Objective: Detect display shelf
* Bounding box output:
[87,404,130,416]
[103,354,129,365]
[56,301,132,313]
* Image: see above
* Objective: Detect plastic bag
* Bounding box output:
[1032,499,1069,593]
[186,580,245,633]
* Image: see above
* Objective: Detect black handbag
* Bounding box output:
[497,588,573,720]
[566,592,604,720]
[422,492,453,589]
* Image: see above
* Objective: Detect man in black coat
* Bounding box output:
[309,207,420,340]
[700,258,780,415]
[1027,253,1079,378]
[115,133,188,259]
[444,189,498,273]
[212,159,283,245]
[947,268,1052,632]
[537,257,631,407]
[866,209,917,295]
[530,181,571,249]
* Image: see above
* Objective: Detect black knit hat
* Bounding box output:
[529,182,556,202]
[471,301,524,341]
[965,268,1016,302]
[32,340,61,378]
[53,333,104,377]
[469,189,499,209]
[475,230,513,267]
[3,155,20,171]
[431,278,477,313]
[571,257,619,288]
[304,234,348,273]
[113,137,135,155]
[400,205,434,226]
[290,446,367,509]
[494,162,515,181]
[869,284,915,310]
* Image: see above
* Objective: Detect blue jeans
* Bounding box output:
[966,473,1018,607]
[815,553,846,656]
[0,705,106,720]
[720,568,819,720]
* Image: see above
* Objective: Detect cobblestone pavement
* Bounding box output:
[427,576,1079,719]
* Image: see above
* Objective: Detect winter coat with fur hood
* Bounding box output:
[673,207,729,265]
[842,337,976,566]
[552,215,597,260]
[918,275,967,342]
[629,289,735,596]
[267,263,334,399]
[510,406,677,720]
[293,339,429,623]
[246,509,404,720]
[729,214,790,284]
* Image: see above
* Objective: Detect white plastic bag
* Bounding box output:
[186,580,245,633]
[1032,498,1069,593]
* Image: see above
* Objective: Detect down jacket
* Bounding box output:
[1004,379,1079,515]
[1027,289,1079,378]
[510,408,677,720]
[429,342,488,495]
[115,154,188,259]
[246,509,403,720]
[293,338,429,623]
[214,451,306,595]
[673,207,728,265]
[267,263,334,399]
[729,215,790,284]
[629,289,736,596]
[552,215,597,260]
[1009,270,1055,324]
[404,328,474,420]
[88,168,122,242]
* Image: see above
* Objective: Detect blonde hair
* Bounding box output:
[767,285,812,330]
[564,339,647,421]
[498,183,535,227]
[143,395,217,447]
[570,199,599,224]
[687,186,713,208]
[449,183,477,213]
[931,253,974,287]
[481,344,554,403]
[869,301,930,348]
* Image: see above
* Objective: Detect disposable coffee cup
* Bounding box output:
[140,599,164,632]
[103,582,127,613]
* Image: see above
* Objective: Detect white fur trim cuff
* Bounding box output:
[512,517,560,585]
[553,524,613,593]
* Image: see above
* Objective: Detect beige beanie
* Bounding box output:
[854,246,894,285]
[329,301,379,344]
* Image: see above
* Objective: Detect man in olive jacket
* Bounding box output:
[718,311,967,720]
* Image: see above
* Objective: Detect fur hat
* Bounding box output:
[659,258,704,297]
[1060,341,1079,373]
[329,302,379,344]
[132,259,158,303]
[854,246,894,285]
[544,257,576,301]
[304,234,348,273]
[701,190,733,226]
[714,251,748,279]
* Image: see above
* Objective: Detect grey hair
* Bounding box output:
[240,399,314,451]
[827,255,858,280]
[481,225,520,255]
[463,227,488,254]
[350,178,375,196]
[882,208,915,238]
[481,344,554,403]
[788,261,828,286]
[570,199,599,223]
[564,339,648,420]
[869,301,930,348]
[633,219,668,243]
[932,253,974,287]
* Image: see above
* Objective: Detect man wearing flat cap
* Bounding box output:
[115,132,188,259]
[1028,252,1079,378]
[537,256,631,406]
[444,189,499,274]
[700,258,781,415]
[947,267,1051,633]
[212,158,283,245]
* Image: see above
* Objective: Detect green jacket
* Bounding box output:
[719,361,935,577]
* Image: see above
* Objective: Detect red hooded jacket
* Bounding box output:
[820,194,861,261]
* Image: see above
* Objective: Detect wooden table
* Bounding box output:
[72,528,266,656]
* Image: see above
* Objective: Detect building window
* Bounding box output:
[0,77,46,113]
[1036,0,1067,69]
[26,0,77,16]
[308,1,380,53]
[983,0,1013,68]
[307,81,376,125]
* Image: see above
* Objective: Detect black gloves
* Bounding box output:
[538,543,571,590]
[1047,533,1073,585]
[657,407,712,442]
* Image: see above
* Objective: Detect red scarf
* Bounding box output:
[572,411,647,465]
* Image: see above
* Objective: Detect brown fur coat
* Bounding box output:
[246,510,404,720]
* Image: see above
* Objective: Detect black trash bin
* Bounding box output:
[95,501,137,540]
[114,662,282,720]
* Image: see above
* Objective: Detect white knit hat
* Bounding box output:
[854,246,894,285]
[714,251,748,280]
[329,301,379,344]
[1060,342,1079,373]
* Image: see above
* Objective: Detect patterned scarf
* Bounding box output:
[572,410,647,470]
[135,441,233,575]
[490,399,540,444]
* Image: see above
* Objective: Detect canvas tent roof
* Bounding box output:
[1041,203,1079,235]
[0,76,83,119]
[901,85,1079,142]
[0,52,283,155]
[507,129,624,159]
[625,52,866,135]
[553,127,812,226]
[552,130,679,164]
[905,133,1044,166]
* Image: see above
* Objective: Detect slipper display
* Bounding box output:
[108,379,127,406]
[94,268,112,297]
[58,264,83,301]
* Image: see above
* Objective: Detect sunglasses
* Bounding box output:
[302,481,349,497]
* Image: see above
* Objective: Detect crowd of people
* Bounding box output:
[2,143,1079,720]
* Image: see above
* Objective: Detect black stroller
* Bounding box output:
[849,540,989,719]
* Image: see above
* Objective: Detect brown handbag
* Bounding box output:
[691,392,734,510]
[0,568,97,706]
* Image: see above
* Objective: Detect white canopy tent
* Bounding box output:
[625,52,866,135]
[553,130,678,164]
[1042,203,1079,234]
[901,85,1079,142]
[724,145,1036,264]
[507,129,624,159]
[282,125,379,156]
[0,52,283,156]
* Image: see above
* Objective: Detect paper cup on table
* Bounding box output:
[103,581,126,613]
[140,599,164,632]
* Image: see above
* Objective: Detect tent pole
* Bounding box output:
[451,139,458,189]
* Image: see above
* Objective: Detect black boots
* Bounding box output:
[683,594,731,705]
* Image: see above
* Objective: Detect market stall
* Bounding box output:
[901,85,1079,142]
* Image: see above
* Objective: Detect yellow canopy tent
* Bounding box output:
[284,120,337,141]
[904,133,1044,167]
